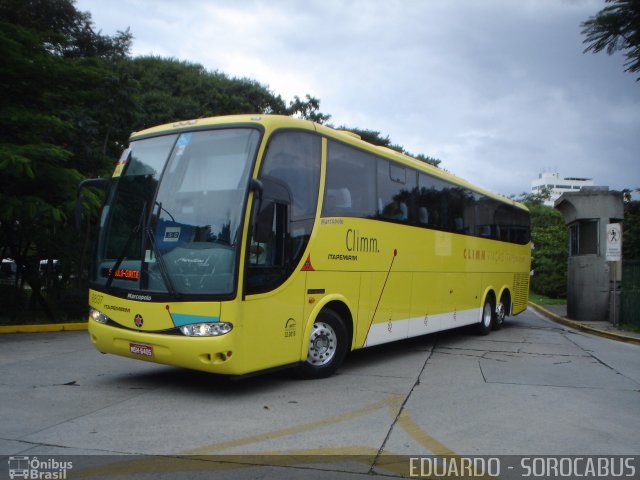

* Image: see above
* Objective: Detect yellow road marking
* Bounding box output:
[187,393,404,455]
[74,393,493,479]
[0,323,88,334]
[396,410,457,456]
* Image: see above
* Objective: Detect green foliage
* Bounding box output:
[412,153,442,168]
[518,193,568,298]
[0,0,131,321]
[519,188,640,297]
[529,292,567,305]
[333,126,442,167]
[582,0,640,81]
[121,56,297,130]
[0,0,442,323]
[287,94,331,123]
[0,0,132,59]
[623,197,640,259]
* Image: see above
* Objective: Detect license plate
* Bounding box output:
[129,342,153,357]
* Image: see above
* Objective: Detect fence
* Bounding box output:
[621,260,640,326]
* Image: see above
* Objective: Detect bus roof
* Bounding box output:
[130,114,528,212]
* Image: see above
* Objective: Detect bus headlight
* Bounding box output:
[89,307,110,324]
[180,322,233,337]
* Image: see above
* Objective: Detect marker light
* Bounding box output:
[89,307,110,324]
[180,322,233,337]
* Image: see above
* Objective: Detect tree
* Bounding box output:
[623,189,640,259]
[122,57,284,130]
[0,0,131,320]
[335,126,442,167]
[517,192,568,298]
[1,0,444,322]
[117,57,332,132]
[286,94,331,123]
[581,0,640,81]
[0,0,131,59]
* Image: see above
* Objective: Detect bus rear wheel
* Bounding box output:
[493,298,507,330]
[477,296,494,336]
[298,309,348,379]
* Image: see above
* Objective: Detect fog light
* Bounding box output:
[89,307,109,324]
[180,322,233,337]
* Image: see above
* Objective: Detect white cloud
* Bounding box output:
[77,0,640,196]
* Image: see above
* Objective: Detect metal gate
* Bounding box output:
[621,261,640,325]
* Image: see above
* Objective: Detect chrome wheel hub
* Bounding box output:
[307,321,337,366]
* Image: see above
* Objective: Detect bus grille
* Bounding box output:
[513,272,530,311]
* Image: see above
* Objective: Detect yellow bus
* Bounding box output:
[84,115,531,378]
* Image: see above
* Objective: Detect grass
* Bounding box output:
[620,323,640,334]
[528,292,566,306]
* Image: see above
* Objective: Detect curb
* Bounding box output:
[528,302,640,346]
[0,322,88,334]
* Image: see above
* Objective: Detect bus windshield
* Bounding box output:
[94,128,261,297]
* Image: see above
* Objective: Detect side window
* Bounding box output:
[246,131,321,294]
[377,160,416,223]
[475,197,531,244]
[322,141,377,218]
[503,204,531,244]
[476,197,500,239]
[416,173,477,234]
[261,131,321,224]
[569,219,598,255]
[416,173,449,229]
[446,186,475,234]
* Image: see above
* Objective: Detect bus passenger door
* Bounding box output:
[241,130,321,373]
[242,178,307,372]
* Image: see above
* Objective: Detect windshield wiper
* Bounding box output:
[105,201,178,299]
[106,205,146,291]
[145,227,178,298]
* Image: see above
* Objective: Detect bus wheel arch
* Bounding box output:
[323,300,354,348]
[494,289,511,330]
[478,290,496,335]
[298,300,353,379]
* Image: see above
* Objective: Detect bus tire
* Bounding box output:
[477,296,494,336]
[298,309,348,379]
[493,297,507,330]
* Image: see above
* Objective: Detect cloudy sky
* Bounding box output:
[75,0,639,198]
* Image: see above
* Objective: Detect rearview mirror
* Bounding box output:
[75,177,110,230]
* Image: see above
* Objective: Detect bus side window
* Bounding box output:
[250,200,287,267]
[417,172,447,229]
[377,159,412,223]
[325,188,352,213]
[323,140,377,218]
[418,207,429,225]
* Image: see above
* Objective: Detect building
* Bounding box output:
[554,187,623,323]
[531,172,594,207]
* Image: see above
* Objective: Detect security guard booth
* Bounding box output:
[555,187,624,322]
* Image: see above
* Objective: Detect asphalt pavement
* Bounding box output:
[1,307,639,479]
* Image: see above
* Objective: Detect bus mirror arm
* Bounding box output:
[250,179,263,199]
[75,177,110,230]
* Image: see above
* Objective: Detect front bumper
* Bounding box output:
[88,320,244,375]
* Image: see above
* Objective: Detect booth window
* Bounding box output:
[569,219,598,256]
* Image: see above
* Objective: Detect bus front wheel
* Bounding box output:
[477,296,495,336]
[298,309,348,379]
